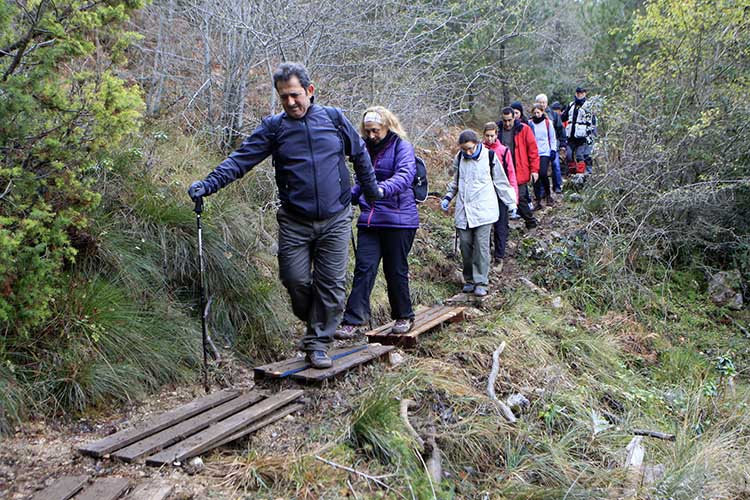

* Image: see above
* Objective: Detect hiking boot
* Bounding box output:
[509,210,521,220]
[525,219,538,229]
[493,258,504,272]
[545,195,556,207]
[554,188,563,195]
[474,285,488,297]
[391,318,413,335]
[462,283,475,293]
[306,350,333,369]
[532,202,543,211]
[334,324,360,340]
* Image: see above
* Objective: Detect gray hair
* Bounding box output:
[273,62,312,90]
[535,93,548,104]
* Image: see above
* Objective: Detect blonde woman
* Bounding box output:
[336,106,419,337]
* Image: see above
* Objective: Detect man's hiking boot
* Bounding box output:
[306,350,333,369]
[493,258,504,272]
[334,324,360,340]
[391,318,413,335]
[474,285,488,297]
[554,188,563,195]
[462,283,475,293]
[545,195,556,207]
[532,201,543,211]
[525,219,538,229]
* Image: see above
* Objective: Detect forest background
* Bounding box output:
[1,0,749,497]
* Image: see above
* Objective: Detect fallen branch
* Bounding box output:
[314,455,399,496]
[399,399,424,449]
[632,429,675,441]
[486,341,517,423]
[519,277,550,297]
[424,426,442,485]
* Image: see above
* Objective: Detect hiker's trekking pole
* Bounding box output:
[194,196,210,393]
[350,228,357,253]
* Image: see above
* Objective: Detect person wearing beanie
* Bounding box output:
[441,130,517,296]
[483,122,518,265]
[529,103,558,210]
[510,101,528,125]
[561,87,597,174]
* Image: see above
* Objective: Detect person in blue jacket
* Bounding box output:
[188,62,382,369]
[335,106,419,338]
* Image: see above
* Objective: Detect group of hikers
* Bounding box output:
[187,62,597,368]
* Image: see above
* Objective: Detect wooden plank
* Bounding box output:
[145,389,303,466]
[78,389,240,457]
[211,402,306,450]
[122,480,173,500]
[368,307,465,348]
[31,475,88,500]
[291,344,394,382]
[75,477,131,500]
[113,391,265,462]
[253,345,368,379]
[365,305,436,336]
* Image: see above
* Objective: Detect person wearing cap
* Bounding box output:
[536,94,565,194]
[441,130,518,297]
[562,86,597,174]
[335,107,419,338]
[187,62,383,369]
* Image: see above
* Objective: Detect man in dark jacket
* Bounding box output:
[188,62,382,368]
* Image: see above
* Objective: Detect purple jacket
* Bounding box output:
[352,133,419,229]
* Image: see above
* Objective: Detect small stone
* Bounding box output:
[184,457,204,475]
[551,296,563,309]
[505,394,530,412]
[388,351,405,366]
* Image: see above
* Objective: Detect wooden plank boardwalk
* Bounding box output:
[365,304,466,348]
[253,344,393,382]
[78,389,304,467]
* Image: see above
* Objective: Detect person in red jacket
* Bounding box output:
[483,122,517,264]
[497,107,539,229]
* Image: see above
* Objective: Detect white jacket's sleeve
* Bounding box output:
[491,155,517,211]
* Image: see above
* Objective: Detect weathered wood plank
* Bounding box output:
[211,402,306,451]
[253,346,368,379]
[78,389,240,457]
[31,475,88,500]
[145,389,303,466]
[367,307,465,347]
[122,480,173,500]
[291,344,394,382]
[113,391,265,462]
[365,305,432,336]
[75,477,131,500]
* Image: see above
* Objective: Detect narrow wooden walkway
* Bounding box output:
[253,344,394,382]
[78,389,303,466]
[365,304,466,347]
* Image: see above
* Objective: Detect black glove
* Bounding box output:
[188,181,207,201]
[365,187,384,203]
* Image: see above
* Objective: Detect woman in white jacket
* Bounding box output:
[441,130,517,296]
[530,103,558,210]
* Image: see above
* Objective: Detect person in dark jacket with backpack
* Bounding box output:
[336,107,419,338]
[188,62,382,369]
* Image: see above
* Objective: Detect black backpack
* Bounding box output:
[455,148,507,182]
[393,137,428,203]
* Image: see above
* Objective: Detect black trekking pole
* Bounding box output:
[194,197,210,393]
